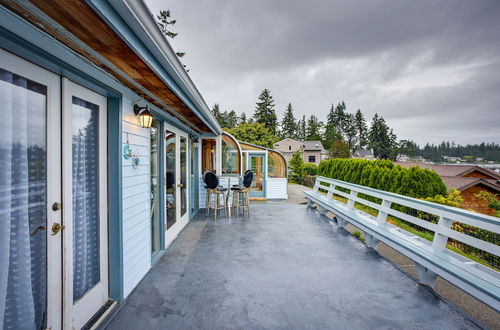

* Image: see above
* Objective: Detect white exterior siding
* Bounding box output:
[266,178,288,199]
[199,176,240,209]
[121,99,152,298]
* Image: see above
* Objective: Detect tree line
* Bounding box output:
[212,88,499,161]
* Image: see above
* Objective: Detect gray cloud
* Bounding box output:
[145,0,500,145]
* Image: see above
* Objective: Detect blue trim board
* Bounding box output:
[108,96,124,302]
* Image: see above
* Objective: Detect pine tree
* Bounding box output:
[253,89,278,135]
[367,114,398,160]
[226,110,238,128]
[211,103,223,126]
[354,109,368,152]
[331,101,347,136]
[305,115,322,141]
[239,112,247,125]
[156,9,188,70]
[281,103,296,139]
[297,115,307,141]
[344,113,357,151]
[289,150,304,182]
[323,104,342,150]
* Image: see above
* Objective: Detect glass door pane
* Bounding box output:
[0,68,48,329]
[250,155,265,197]
[165,130,176,229]
[71,96,100,302]
[150,121,161,255]
[180,137,187,217]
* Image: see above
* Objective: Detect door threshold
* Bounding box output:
[82,300,117,330]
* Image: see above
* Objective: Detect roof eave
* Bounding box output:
[91,0,222,134]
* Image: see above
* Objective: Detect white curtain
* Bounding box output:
[0,69,47,329]
[72,97,100,302]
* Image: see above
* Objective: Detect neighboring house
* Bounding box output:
[274,138,325,165]
[0,2,286,329]
[395,162,500,215]
[302,140,325,165]
[273,138,305,163]
[353,149,375,160]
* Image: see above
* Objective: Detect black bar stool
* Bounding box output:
[203,171,228,219]
[231,170,253,216]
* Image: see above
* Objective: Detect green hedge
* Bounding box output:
[303,163,318,176]
[317,159,447,198]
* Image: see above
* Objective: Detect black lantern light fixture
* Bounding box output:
[133,103,153,128]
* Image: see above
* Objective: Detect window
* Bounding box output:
[202,139,216,173]
[221,134,240,175]
[289,146,291,151]
[268,151,287,178]
[308,155,316,163]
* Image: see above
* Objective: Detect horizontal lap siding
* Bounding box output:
[266,178,288,199]
[121,99,151,298]
[199,177,240,208]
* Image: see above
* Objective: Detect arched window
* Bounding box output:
[221,134,241,175]
[268,150,287,178]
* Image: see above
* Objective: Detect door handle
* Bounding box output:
[177,184,184,188]
[30,225,46,236]
[51,223,65,235]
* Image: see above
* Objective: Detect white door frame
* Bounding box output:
[62,78,109,329]
[163,123,189,247]
[0,48,63,330]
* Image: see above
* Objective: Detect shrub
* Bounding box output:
[289,150,304,183]
[317,158,447,199]
[303,163,318,176]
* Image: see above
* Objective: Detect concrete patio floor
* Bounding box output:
[106,203,480,330]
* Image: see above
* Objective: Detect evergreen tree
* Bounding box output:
[297,115,307,141]
[226,110,238,128]
[211,103,225,127]
[281,103,296,139]
[323,104,342,150]
[289,150,304,182]
[253,89,278,135]
[305,115,323,141]
[331,101,347,136]
[344,113,357,151]
[354,109,368,151]
[156,9,188,70]
[239,112,247,125]
[367,114,398,160]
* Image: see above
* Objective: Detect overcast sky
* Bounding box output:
[145,0,500,145]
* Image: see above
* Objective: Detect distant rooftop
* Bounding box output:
[395,162,500,180]
[301,140,325,151]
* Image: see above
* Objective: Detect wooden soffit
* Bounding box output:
[1,0,211,132]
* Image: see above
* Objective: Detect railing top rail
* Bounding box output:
[315,176,500,228]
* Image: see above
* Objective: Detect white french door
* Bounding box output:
[164,124,189,247]
[0,49,109,330]
[0,48,62,330]
[62,79,108,329]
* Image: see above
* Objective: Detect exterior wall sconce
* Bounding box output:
[133,104,153,128]
[190,134,199,148]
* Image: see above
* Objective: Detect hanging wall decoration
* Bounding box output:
[123,133,141,168]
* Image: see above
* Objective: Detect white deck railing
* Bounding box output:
[304,176,500,311]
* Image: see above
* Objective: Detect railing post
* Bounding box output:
[432,216,452,252]
[376,200,392,226]
[347,190,358,209]
[313,179,320,193]
[326,184,335,200]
